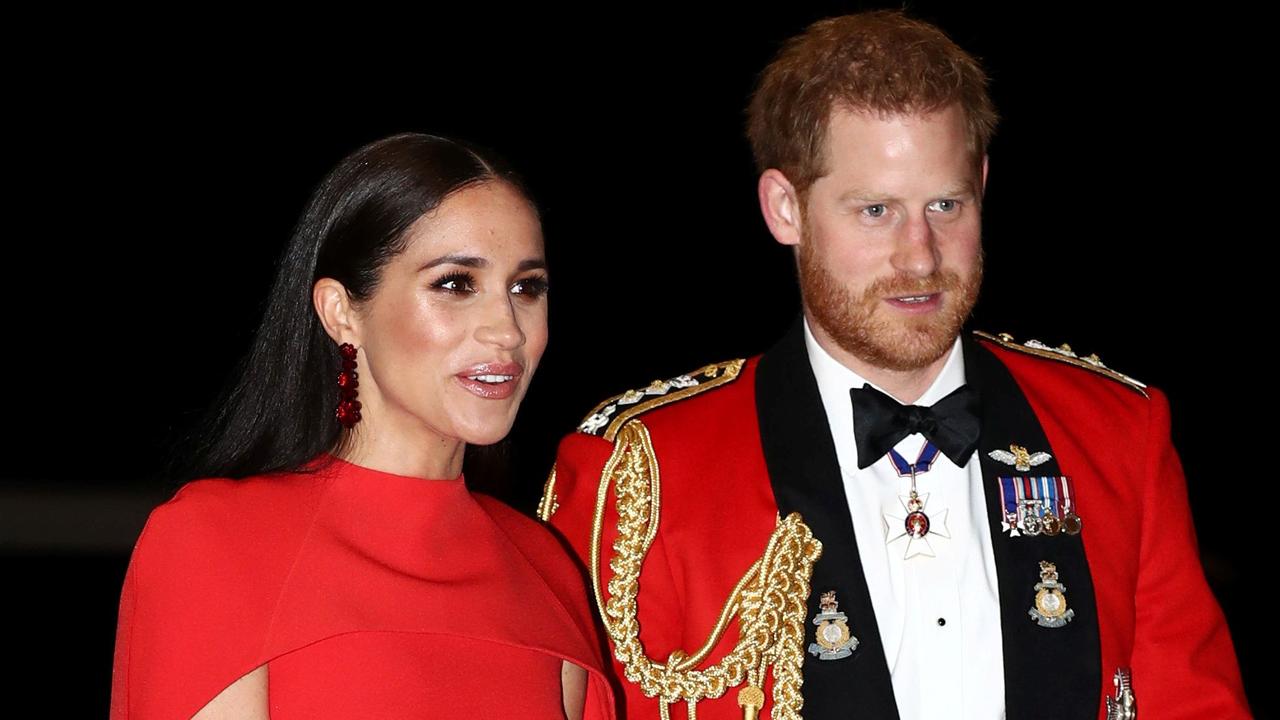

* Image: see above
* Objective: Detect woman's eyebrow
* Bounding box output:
[419,254,486,272]
[419,255,547,273]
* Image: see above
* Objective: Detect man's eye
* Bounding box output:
[929,199,958,212]
[863,204,887,218]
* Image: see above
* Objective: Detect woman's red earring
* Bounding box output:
[335,342,362,428]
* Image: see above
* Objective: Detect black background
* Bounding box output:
[5,4,1265,716]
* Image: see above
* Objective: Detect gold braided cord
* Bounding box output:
[537,465,558,521]
[590,420,822,719]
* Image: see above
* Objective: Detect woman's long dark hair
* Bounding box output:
[165,133,533,484]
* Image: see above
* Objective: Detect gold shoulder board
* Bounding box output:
[973,330,1148,398]
[576,358,746,442]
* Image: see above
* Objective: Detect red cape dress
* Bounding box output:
[110,452,617,719]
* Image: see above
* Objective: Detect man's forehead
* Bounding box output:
[824,103,967,141]
[816,103,982,180]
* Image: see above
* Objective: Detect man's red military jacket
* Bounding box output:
[543,322,1248,719]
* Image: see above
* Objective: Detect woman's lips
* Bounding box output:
[455,362,523,400]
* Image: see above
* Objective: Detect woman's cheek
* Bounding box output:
[521,305,550,363]
[414,300,465,349]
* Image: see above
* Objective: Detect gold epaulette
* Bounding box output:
[575,358,746,442]
[974,330,1148,398]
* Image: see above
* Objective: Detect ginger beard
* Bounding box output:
[797,227,983,372]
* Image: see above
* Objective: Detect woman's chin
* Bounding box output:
[458,420,517,447]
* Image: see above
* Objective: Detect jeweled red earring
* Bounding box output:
[335,342,362,428]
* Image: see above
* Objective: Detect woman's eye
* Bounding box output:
[511,276,549,298]
[432,272,476,294]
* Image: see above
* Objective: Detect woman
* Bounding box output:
[110,133,615,719]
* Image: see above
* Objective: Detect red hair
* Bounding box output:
[747,10,998,197]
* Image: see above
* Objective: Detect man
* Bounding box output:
[540,11,1248,719]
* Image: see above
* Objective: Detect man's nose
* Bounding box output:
[890,212,941,278]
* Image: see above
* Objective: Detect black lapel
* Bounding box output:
[964,335,1102,719]
[756,319,900,720]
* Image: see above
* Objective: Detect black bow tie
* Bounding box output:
[848,384,981,470]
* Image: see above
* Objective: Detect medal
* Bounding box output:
[1020,499,1043,536]
[1042,511,1061,536]
[885,491,951,559]
[1058,475,1083,535]
[999,475,1082,538]
[883,442,950,559]
[905,494,930,538]
[1061,512,1083,535]
[999,476,1022,535]
[808,591,859,660]
[1028,560,1075,628]
[1038,476,1060,536]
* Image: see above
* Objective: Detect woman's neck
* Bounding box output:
[335,431,465,480]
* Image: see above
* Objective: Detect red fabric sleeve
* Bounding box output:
[109,480,312,719]
[548,431,687,719]
[1128,387,1250,718]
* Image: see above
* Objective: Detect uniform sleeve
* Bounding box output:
[1130,387,1250,717]
[545,431,688,720]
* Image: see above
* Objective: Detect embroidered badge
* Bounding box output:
[808,591,859,660]
[1028,561,1075,628]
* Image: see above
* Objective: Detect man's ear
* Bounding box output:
[980,154,989,195]
[313,277,361,347]
[758,169,803,247]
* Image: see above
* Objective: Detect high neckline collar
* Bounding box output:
[310,451,465,485]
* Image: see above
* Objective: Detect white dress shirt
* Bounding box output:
[803,318,1005,720]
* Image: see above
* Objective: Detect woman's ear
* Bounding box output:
[313,278,361,346]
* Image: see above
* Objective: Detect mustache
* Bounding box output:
[859,270,963,302]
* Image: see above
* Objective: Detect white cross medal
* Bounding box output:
[882,442,951,559]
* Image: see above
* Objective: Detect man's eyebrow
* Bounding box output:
[837,188,883,204]
[938,181,979,197]
[836,182,978,205]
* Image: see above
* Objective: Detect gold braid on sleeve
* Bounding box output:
[590,420,822,720]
